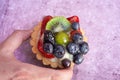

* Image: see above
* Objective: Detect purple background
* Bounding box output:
[0,0,120,80]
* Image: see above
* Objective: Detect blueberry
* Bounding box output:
[72,33,83,43]
[73,54,84,64]
[62,59,71,68]
[53,45,65,58]
[67,42,80,55]
[79,42,89,54]
[43,43,53,53]
[71,22,80,30]
[44,30,55,44]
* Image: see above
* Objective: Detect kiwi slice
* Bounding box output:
[46,16,71,32]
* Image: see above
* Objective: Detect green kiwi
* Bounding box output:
[46,16,71,32]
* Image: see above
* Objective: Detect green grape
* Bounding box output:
[55,31,70,45]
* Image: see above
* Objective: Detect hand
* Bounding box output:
[0,30,73,80]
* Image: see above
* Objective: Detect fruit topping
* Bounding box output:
[44,30,55,44]
[53,45,65,58]
[55,31,70,45]
[67,42,80,55]
[46,16,71,32]
[37,16,89,66]
[43,43,53,53]
[72,33,83,43]
[79,42,89,54]
[67,16,79,23]
[73,54,84,64]
[41,16,53,36]
[38,40,54,58]
[71,22,80,30]
[70,30,82,38]
[62,59,71,68]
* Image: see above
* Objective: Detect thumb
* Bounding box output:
[0,30,33,58]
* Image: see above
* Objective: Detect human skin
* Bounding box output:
[0,30,73,80]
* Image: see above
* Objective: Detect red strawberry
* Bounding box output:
[67,16,79,23]
[40,15,53,36]
[38,40,54,58]
[38,16,54,58]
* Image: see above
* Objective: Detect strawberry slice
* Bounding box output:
[40,15,53,36]
[38,40,54,58]
[38,16,54,58]
[67,16,79,23]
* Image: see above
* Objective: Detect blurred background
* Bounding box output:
[0,0,120,80]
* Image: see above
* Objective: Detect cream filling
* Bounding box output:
[54,24,64,32]
[49,50,73,64]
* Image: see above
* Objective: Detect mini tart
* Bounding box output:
[30,21,87,68]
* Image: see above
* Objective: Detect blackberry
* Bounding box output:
[44,30,55,44]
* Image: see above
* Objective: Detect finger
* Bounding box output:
[57,66,74,80]
[0,29,33,57]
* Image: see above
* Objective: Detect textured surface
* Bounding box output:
[0,0,120,80]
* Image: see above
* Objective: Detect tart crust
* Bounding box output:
[30,22,87,68]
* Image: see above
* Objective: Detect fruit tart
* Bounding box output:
[30,15,89,68]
